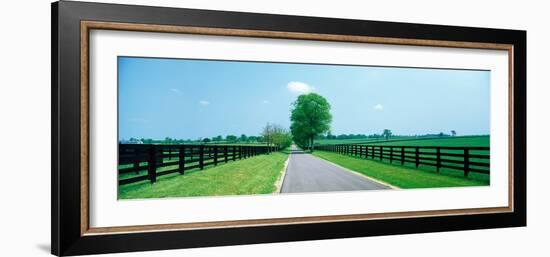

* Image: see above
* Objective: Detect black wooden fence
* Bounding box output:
[118,144,279,185]
[316,144,490,177]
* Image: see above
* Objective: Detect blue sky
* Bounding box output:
[118,57,490,140]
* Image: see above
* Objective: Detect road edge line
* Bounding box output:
[314,155,401,190]
[274,154,291,193]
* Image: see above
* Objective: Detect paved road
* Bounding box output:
[281,146,392,193]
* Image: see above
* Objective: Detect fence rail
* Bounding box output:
[118,144,279,185]
[316,144,490,177]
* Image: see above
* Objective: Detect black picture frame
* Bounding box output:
[51,1,526,256]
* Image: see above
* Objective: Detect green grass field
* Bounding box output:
[316,135,490,173]
[316,138,387,145]
[313,151,489,189]
[316,136,413,145]
[118,152,289,199]
[316,135,489,147]
[366,135,489,147]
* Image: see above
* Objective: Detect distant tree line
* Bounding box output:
[121,123,293,150]
[123,134,266,145]
[318,130,459,141]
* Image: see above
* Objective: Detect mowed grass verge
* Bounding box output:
[312,151,489,189]
[119,152,289,199]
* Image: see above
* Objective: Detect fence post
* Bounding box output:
[436,147,441,173]
[133,160,140,174]
[464,148,470,177]
[389,146,393,163]
[379,146,383,161]
[224,145,228,163]
[199,144,204,170]
[371,146,374,159]
[354,145,357,156]
[415,147,420,168]
[401,146,405,166]
[178,145,185,174]
[214,145,218,166]
[148,145,157,183]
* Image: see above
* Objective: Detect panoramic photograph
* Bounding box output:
[117,56,490,200]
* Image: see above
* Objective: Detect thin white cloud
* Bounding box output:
[287,81,314,94]
[199,100,210,106]
[374,104,384,111]
[170,88,181,94]
[262,100,270,104]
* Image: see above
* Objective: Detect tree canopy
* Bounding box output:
[382,129,392,140]
[262,123,292,149]
[290,93,332,151]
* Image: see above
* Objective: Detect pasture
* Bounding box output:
[118,151,289,199]
[366,135,489,147]
[316,135,489,147]
[314,135,490,188]
[313,151,489,188]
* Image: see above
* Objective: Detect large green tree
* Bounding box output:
[290,93,332,152]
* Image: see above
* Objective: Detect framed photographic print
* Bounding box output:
[51,1,526,256]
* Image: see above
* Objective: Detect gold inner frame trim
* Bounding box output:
[80,20,514,236]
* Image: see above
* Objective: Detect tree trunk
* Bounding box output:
[310,136,314,152]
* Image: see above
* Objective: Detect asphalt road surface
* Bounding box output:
[281,146,392,193]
